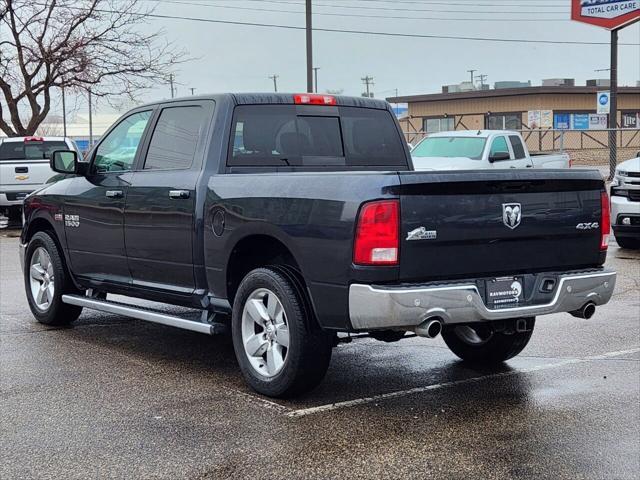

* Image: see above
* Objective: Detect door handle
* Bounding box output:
[105,190,123,198]
[169,190,190,199]
[525,164,533,168]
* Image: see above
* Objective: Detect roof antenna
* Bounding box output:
[477,130,482,135]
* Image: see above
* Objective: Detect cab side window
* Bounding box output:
[489,136,511,159]
[93,111,152,173]
[144,106,205,170]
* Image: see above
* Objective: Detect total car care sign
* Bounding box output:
[572,0,640,29]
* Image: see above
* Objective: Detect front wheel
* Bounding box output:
[231,267,332,398]
[441,319,535,364]
[24,231,83,326]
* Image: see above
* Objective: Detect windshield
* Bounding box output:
[412,136,486,160]
[0,141,69,161]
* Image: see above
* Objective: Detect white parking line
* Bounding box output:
[286,347,640,418]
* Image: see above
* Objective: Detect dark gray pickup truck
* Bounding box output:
[20,93,616,397]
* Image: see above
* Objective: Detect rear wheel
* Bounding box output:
[231,267,332,398]
[24,231,83,326]
[615,236,640,250]
[441,319,535,364]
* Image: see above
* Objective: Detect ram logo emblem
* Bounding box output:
[502,203,522,230]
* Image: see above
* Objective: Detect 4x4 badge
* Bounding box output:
[502,203,522,230]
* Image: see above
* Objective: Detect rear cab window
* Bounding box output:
[227,104,407,169]
[0,140,69,161]
[509,135,527,159]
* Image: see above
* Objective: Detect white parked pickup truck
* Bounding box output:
[0,136,80,228]
[411,130,571,171]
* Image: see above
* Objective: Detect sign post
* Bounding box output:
[571,0,640,179]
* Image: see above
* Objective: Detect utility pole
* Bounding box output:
[312,67,320,93]
[608,28,618,180]
[61,87,67,137]
[88,89,93,147]
[361,76,374,97]
[476,74,488,90]
[467,69,476,85]
[394,88,399,115]
[169,74,175,99]
[189,87,196,95]
[306,0,313,93]
[269,74,279,92]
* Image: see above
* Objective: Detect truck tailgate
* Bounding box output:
[397,169,605,282]
[0,160,54,189]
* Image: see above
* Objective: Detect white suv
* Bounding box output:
[610,154,640,250]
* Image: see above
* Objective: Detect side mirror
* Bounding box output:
[50,150,78,174]
[489,151,511,162]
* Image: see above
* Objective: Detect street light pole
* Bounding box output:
[608,28,618,180]
[61,86,67,138]
[88,89,93,147]
[313,67,320,93]
[306,0,313,93]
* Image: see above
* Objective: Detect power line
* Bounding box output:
[49,5,640,46]
[150,0,571,22]
[126,10,640,46]
[214,0,570,15]
[332,0,569,7]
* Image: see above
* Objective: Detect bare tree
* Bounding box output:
[0,0,185,136]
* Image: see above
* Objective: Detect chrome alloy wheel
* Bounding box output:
[29,247,55,311]
[454,325,493,346]
[241,288,290,377]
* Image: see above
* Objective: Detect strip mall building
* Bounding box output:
[388,86,640,165]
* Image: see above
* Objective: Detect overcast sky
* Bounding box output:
[70,0,640,116]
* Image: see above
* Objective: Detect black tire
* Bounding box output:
[231,267,332,398]
[24,231,83,326]
[441,319,535,364]
[615,236,640,250]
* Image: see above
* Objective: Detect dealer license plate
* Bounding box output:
[486,277,523,308]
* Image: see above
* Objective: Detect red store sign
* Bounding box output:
[572,0,640,29]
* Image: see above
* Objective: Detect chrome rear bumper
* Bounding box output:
[348,269,616,330]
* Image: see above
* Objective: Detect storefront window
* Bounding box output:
[486,114,521,130]
[423,117,455,133]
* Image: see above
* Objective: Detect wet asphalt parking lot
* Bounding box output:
[1,231,639,480]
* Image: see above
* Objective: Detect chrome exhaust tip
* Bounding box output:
[416,318,442,339]
[570,302,596,320]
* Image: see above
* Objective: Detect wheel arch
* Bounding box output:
[225,234,320,324]
[23,215,81,290]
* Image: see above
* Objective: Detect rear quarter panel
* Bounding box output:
[204,171,401,329]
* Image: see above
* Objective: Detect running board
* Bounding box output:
[62,294,216,335]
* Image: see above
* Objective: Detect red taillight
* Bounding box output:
[24,136,44,142]
[293,94,337,106]
[353,200,399,266]
[568,155,573,168]
[600,191,610,251]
